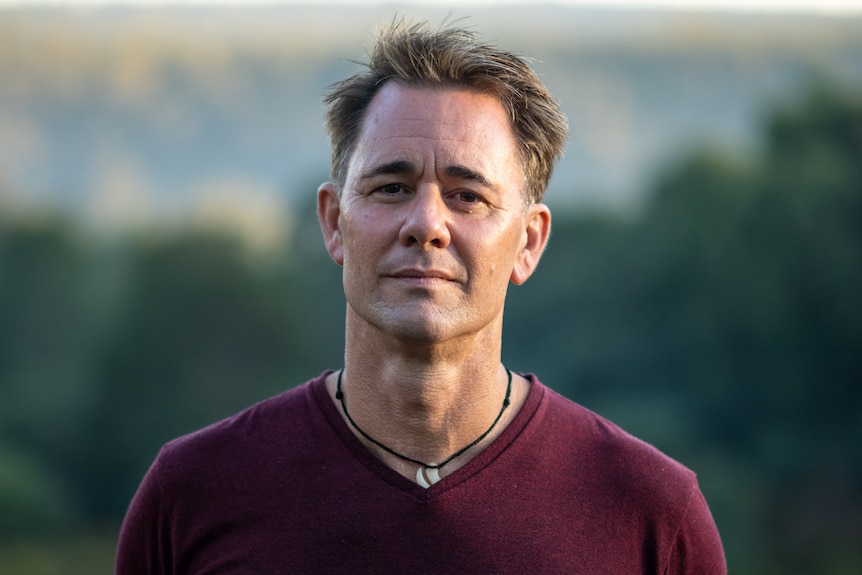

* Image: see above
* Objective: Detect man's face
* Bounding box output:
[319,83,549,346]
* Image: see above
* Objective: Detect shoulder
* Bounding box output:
[525,378,726,573]
[154,373,329,479]
[117,373,336,572]
[530,378,698,508]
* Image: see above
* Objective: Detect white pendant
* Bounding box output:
[416,466,441,488]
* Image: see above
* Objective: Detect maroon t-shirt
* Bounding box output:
[116,372,725,574]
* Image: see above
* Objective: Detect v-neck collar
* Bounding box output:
[311,370,545,500]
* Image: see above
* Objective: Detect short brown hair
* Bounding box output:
[322,18,569,203]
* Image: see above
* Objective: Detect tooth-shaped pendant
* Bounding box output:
[416,466,441,488]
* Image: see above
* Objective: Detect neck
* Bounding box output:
[336,368,512,472]
[326,314,526,481]
[341,306,508,442]
[338,359,510,464]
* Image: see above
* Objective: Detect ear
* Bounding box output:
[317,182,344,266]
[511,203,551,285]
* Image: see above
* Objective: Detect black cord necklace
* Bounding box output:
[335,368,513,487]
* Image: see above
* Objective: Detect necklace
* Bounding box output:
[335,368,513,488]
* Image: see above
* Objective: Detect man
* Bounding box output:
[117,19,726,574]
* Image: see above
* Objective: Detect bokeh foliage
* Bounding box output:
[0,83,860,573]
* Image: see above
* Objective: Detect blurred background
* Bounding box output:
[1,1,861,573]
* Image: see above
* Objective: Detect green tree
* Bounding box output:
[81,229,331,519]
[0,215,104,537]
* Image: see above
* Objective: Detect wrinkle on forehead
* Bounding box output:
[346,83,523,199]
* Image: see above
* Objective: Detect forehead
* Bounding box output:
[346,83,522,186]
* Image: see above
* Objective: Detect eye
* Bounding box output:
[375,183,406,195]
[456,191,482,204]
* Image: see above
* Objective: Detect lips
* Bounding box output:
[389,268,455,281]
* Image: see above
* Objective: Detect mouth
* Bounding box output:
[391,269,453,280]
[386,268,459,285]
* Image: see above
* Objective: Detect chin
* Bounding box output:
[370,309,461,345]
[382,319,450,344]
[351,302,482,345]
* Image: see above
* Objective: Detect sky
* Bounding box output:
[1,0,861,15]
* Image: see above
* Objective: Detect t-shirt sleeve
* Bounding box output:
[664,481,726,575]
[115,452,172,575]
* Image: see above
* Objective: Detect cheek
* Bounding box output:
[465,242,516,284]
[341,212,395,266]
[475,225,522,268]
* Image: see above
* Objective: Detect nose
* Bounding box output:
[398,187,451,249]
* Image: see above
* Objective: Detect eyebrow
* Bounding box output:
[445,165,494,190]
[359,161,496,190]
[359,160,416,181]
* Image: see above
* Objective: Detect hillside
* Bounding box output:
[1,4,860,229]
